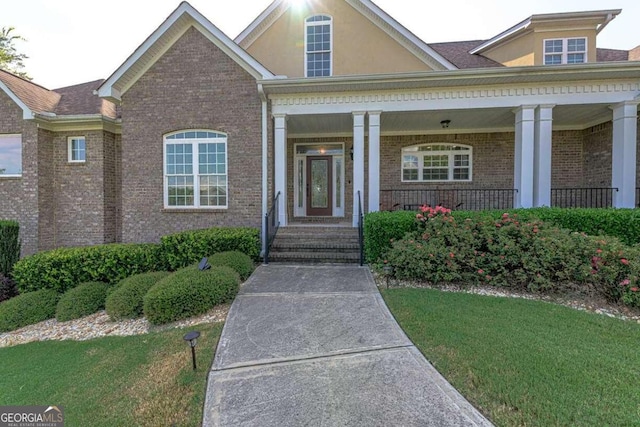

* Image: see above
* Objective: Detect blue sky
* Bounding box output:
[4,0,639,88]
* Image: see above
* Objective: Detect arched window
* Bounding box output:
[164,131,228,208]
[401,143,472,182]
[305,15,332,77]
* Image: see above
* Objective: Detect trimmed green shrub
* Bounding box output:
[0,220,20,277]
[0,289,60,332]
[384,208,640,308]
[366,208,640,263]
[364,210,416,263]
[0,273,18,303]
[12,243,166,294]
[56,282,111,322]
[161,227,260,270]
[209,251,255,280]
[106,272,170,320]
[143,265,239,325]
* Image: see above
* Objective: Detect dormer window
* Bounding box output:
[544,38,586,65]
[305,15,332,77]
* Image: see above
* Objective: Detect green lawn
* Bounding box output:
[382,288,640,427]
[0,323,222,427]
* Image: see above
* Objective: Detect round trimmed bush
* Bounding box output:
[106,271,170,320]
[0,289,60,332]
[209,251,255,280]
[56,282,110,322]
[143,265,239,325]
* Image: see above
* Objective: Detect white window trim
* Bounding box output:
[0,133,22,178]
[68,136,86,163]
[304,14,333,78]
[163,130,229,210]
[543,37,588,65]
[401,143,473,183]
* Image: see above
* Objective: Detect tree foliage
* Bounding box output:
[0,27,30,80]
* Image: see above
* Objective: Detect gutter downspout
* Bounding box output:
[258,83,268,258]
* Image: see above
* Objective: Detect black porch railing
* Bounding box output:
[263,191,281,264]
[379,189,517,211]
[551,188,618,208]
[357,191,364,266]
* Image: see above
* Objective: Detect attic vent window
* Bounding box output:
[544,38,586,65]
[305,15,332,77]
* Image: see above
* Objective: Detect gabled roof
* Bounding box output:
[98,1,275,103]
[470,9,621,55]
[236,0,457,71]
[429,41,503,69]
[0,69,60,119]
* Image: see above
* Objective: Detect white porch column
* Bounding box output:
[533,105,554,207]
[612,101,639,208]
[274,114,288,226]
[353,112,366,227]
[368,111,381,213]
[514,106,536,208]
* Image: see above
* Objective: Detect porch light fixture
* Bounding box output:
[349,145,354,160]
[183,331,201,370]
[440,120,451,129]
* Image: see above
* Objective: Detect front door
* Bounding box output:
[306,156,333,216]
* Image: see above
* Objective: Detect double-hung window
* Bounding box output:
[402,144,472,182]
[544,38,586,65]
[305,15,332,77]
[0,134,22,177]
[68,137,86,162]
[164,131,228,209]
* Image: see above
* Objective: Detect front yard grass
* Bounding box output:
[0,323,222,426]
[382,288,640,426]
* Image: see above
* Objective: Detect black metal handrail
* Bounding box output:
[263,191,281,264]
[379,188,518,211]
[551,188,618,208]
[357,190,364,266]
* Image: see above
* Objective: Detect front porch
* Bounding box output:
[265,65,640,228]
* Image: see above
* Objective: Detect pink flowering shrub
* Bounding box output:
[385,209,640,308]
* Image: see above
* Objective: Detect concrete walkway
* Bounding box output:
[203,265,493,427]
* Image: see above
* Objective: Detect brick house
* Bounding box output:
[1,0,639,256]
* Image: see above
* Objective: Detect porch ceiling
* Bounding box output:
[286,104,617,137]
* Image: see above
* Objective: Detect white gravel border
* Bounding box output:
[0,304,230,348]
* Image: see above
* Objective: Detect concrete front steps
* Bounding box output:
[268,226,362,264]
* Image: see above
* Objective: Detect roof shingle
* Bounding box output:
[0,69,60,114]
[428,40,503,69]
[54,79,117,119]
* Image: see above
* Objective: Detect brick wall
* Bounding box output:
[37,128,55,250]
[582,122,612,187]
[0,90,39,255]
[120,27,263,243]
[103,131,118,243]
[50,131,110,247]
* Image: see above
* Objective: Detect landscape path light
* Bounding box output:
[183,331,201,370]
